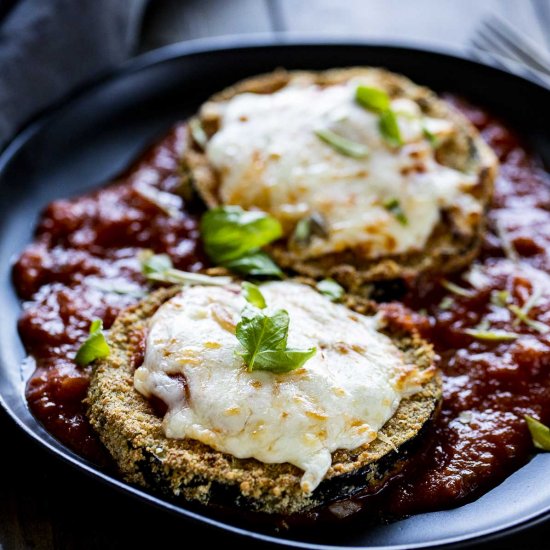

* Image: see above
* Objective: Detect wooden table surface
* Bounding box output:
[2,1,550,548]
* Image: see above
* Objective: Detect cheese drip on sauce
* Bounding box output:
[134,281,426,493]
[205,81,481,259]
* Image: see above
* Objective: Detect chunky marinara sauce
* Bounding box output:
[12,99,550,517]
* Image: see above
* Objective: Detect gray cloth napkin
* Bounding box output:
[0,0,147,150]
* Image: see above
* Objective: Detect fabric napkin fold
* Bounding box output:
[0,0,147,150]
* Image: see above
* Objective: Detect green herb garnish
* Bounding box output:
[439,296,455,310]
[236,309,316,373]
[495,219,519,263]
[383,198,408,225]
[463,328,520,341]
[140,251,231,286]
[379,110,403,147]
[355,86,390,113]
[223,251,282,278]
[86,278,146,298]
[441,279,475,298]
[201,206,283,277]
[316,279,345,302]
[422,126,439,147]
[315,128,369,159]
[508,305,549,334]
[292,213,329,248]
[189,118,208,149]
[525,415,550,451]
[242,282,266,309]
[75,319,110,366]
[490,289,510,308]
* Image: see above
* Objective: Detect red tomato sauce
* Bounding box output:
[12,99,550,518]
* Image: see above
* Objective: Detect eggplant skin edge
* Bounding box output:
[86,285,441,516]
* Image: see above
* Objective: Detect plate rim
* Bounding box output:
[1,35,549,549]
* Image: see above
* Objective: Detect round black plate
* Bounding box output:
[1,37,550,549]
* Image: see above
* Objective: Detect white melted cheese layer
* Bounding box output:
[206,81,480,258]
[134,281,425,493]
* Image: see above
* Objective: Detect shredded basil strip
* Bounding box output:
[355,86,390,113]
[525,415,550,451]
[463,328,520,341]
[189,118,208,149]
[75,319,110,366]
[441,279,475,298]
[140,251,231,286]
[379,110,403,147]
[383,198,408,225]
[315,128,369,159]
[509,304,549,334]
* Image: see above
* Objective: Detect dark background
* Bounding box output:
[2,1,550,548]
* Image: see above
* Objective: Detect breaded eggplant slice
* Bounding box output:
[87,286,441,515]
[185,68,497,291]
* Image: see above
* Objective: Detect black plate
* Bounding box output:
[1,37,550,549]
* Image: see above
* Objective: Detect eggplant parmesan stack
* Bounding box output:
[185,68,497,290]
[87,281,439,515]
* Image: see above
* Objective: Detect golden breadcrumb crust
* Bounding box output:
[87,284,440,515]
[185,67,497,292]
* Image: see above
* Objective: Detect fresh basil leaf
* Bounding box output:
[315,128,369,159]
[237,309,289,368]
[383,198,408,225]
[201,206,283,264]
[248,348,317,374]
[316,279,344,302]
[379,110,403,147]
[75,319,110,366]
[224,251,282,278]
[525,415,550,451]
[355,85,390,113]
[236,309,315,373]
[242,282,266,309]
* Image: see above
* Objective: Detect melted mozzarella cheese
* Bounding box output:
[134,281,426,493]
[206,80,480,258]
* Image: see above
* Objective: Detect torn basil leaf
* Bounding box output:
[379,110,403,147]
[315,128,369,159]
[383,198,408,225]
[236,309,316,373]
[242,282,266,309]
[355,85,390,113]
[201,206,282,277]
[525,415,550,451]
[75,319,110,366]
